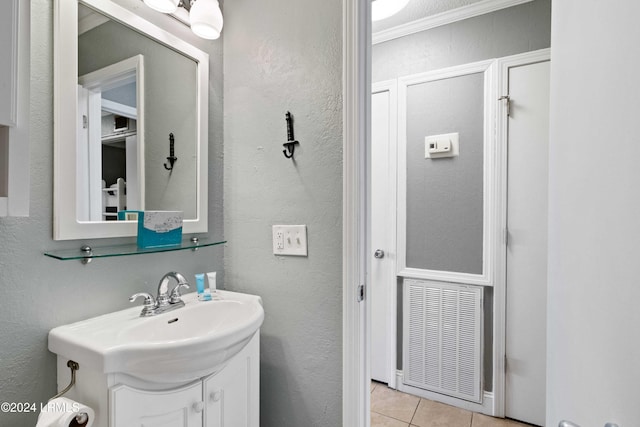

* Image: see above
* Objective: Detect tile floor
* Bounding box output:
[370,382,532,427]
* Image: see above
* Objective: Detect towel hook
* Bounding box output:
[164,133,177,170]
[282,111,299,159]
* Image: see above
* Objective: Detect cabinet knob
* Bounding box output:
[192,401,204,413]
[210,391,222,402]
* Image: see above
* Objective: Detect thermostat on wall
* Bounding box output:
[425,133,459,158]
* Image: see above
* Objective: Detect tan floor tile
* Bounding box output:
[372,412,410,427]
[371,381,379,392]
[411,399,472,427]
[472,413,532,427]
[371,386,420,423]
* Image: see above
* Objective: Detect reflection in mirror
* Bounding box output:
[54,0,209,240]
[77,55,144,221]
[78,3,197,221]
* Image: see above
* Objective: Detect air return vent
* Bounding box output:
[403,279,483,403]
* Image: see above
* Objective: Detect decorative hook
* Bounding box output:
[164,133,177,170]
[283,111,299,159]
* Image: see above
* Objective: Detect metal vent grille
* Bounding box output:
[404,279,483,402]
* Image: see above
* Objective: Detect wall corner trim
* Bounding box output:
[372,0,534,45]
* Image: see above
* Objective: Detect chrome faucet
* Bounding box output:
[129,272,190,317]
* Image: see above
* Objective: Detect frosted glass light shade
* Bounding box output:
[372,0,411,21]
[143,0,179,14]
[190,0,224,40]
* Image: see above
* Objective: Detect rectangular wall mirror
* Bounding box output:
[54,0,209,240]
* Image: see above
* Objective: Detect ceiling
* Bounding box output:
[372,0,485,32]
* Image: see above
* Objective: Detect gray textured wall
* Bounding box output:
[373,0,551,389]
[406,73,484,274]
[222,0,343,425]
[0,1,224,425]
[373,0,552,82]
[79,17,199,218]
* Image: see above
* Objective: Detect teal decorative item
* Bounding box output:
[137,211,183,248]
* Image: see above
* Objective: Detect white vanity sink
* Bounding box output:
[49,290,264,383]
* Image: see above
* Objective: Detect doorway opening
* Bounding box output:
[348,1,552,426]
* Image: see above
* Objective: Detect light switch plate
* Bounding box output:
[272,225,308,256]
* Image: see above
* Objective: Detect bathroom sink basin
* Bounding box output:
[48,290,264,383]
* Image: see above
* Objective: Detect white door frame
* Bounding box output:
[395,58,498,417]
[342,0,371,426]
[344,4,552,417]
[493,47,551,418]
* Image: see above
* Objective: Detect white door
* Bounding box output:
[505,59,550,426]
[370,81,397,385]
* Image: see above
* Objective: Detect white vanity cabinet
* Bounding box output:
[203,338,259,427]
[110,381,204,427]
[56,332,260,427]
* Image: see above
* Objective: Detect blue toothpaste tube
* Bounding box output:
[195,273,211,301]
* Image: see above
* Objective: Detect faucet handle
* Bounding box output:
[169,283,190,304]
[129,292,157,316]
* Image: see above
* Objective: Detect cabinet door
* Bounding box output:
[204,335,259,427]
[0,0,18,126]
[110,381,204,427]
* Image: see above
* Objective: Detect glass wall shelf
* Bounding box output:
[44,238,225,262]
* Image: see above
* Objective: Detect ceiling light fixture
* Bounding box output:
[143,0,224,40]
[372,0,411,22]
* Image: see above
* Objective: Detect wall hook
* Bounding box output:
[283,111,299,159]
[164,133,177,170]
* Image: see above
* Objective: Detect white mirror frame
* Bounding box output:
[54,0,209,240]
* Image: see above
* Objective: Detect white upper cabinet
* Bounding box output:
[0,0,18,127]
[0,0,29,217]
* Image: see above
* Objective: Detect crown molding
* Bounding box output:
[372,0,534,45]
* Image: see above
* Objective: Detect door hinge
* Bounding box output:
[498,95,511,116]
[82,114,88,129]
[357,284,365,302]
[503,227,509,246]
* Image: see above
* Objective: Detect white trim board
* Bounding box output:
[372,0,534,45]
[342,0,370,425]
[396,59,497,287]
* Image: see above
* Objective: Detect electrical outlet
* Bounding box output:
[275,230,284,249]
[272,225,308,256]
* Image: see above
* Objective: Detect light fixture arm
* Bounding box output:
[143,0,223,40]
[178,0,193,12]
